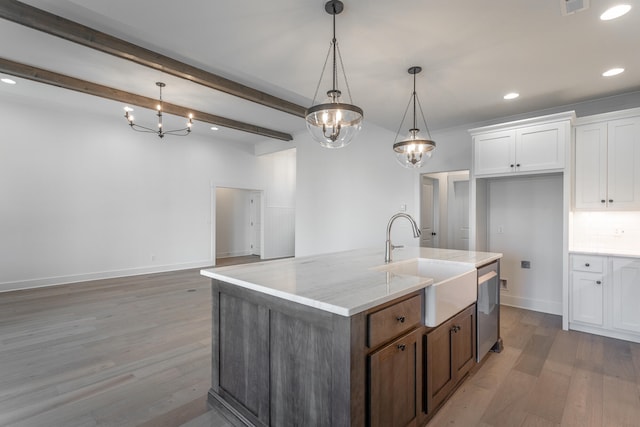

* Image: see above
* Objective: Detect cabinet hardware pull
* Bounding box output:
[396,316,405,323]
[609,199,613,203]
[601,200,606,203]
[596,280,602,285]
[585,263,590,267]
[397,344,406,351]
[510,164,514,168]
[516,163,521,167]
[451,325,461,333]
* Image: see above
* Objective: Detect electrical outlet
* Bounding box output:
[500,279,508,291]
[497,225,504,234]
[521,260,531,269]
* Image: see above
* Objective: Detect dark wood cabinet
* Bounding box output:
[210,277,478,427]
[369,328,422,427]
[425,304,476,414]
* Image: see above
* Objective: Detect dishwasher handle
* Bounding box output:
[478,270,497,285]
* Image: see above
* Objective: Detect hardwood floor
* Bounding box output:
[2,269,639,427]
[428,307,640,427]
[0,269,212,427]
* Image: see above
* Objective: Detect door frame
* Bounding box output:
[211,184,265,266]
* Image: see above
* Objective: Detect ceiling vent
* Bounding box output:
[561,0,590,15]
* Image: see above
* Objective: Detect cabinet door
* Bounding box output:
[425,319,454,413]
[516,122,566,172]
[570,271,604,327]
[607,117,640,210]
[474,130,516,176]
[611,259,640,334]
[574,123,608,210]
[451,305,476,380]
[369,329,421,427]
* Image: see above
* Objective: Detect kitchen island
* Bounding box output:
[201,247,502,426]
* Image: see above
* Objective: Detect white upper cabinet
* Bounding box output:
[574,115,640,210]
[471,112,573,178]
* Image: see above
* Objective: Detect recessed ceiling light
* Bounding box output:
[600,4,631,20]
[210,126,219,131]
[1,78,16,85]
[503,92,520,100]
[602,67,625,77]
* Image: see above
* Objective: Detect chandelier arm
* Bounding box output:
[311,43,333,105]
[129,123,160,133]
[394,94,413,143]
[415,94,433,139]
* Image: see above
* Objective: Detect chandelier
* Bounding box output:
[305,0,363,149]
[393,66,436,168]
[124,82,193,138]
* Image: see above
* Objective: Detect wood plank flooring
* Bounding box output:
[2,269,640,426]
[0,269,212,427]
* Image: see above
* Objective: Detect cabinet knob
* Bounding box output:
[609,199,613,203]
[397,344,406,351]
[510,164,515,168]
[450,325,461,333]
[596,280,602,285]
[396,316,406,323]
[431,232,437,236]
[601,200,606,203]
[585,263,590,267]
[516,163,521,167]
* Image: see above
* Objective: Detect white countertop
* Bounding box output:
[569,248,640,259]
[200,247,502,317]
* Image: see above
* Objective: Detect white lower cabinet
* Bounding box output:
[571,271,604,327]
[611,258,640,334]
[570,254,640,343]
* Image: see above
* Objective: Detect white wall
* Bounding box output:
[0,85,295,292]
[487,174,564,314]
[295,122,421,257]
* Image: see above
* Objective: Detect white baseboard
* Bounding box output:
[216,250,253,259]
[0,260,213,293]
[500,293,562,316]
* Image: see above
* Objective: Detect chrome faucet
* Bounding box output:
[385,213,421,263]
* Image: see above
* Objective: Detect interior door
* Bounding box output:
[420,176,436,247]
[447,174,469,250]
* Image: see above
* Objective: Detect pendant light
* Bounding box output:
[393,66,436,168]
[305,0,363,149]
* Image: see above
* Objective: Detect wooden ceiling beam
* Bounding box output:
[0,58,294,141]
[0,0,307,118]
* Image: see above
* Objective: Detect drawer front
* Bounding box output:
[368,295,421,349]
[571,255,605,273]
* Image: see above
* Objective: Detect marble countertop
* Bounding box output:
[200,247,502,317]
[569,248,640,259]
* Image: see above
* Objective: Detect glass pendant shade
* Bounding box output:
[393,129,435,168]
[306,90,363,148]
[392,66,436,168]
[306,0,363,148]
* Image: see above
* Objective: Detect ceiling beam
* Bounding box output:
[0,57,293,141]
[0,0,307,118]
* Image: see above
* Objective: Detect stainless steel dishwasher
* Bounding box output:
[476,260,503,362]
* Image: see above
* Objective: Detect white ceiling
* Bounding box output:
[2,0,640,144]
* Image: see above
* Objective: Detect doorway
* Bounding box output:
[214,187,263,266]
[420,171,470,250]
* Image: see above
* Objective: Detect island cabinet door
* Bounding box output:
[425,319,454,413]
[217,292,270,426]
[368,328,422,427]
[425,304,476,414]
